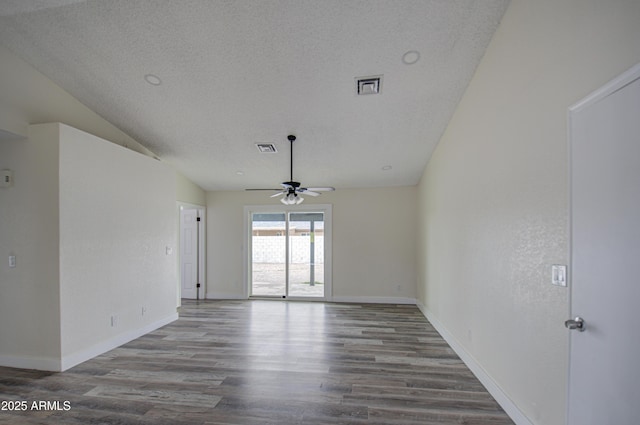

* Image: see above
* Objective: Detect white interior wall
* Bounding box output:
[0,123,180,371]
[0,31,202,371]
[176,171,206,206]
[58,123,178,369]
[206,187,417,302]
[0,125,61,370]
[416,1,640,424]
[0,44,205,206]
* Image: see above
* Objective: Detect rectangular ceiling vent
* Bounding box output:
[356,75,383,95]
[256,143,277,153]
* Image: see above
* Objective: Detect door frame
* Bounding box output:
[178,202,206,304]
[566,62,640,424]
[244,204,333,301]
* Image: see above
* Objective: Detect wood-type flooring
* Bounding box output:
[0,300,514,424]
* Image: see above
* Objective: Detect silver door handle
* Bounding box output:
[565,317,585,332]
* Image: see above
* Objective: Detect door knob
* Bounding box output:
[565,316,585,332]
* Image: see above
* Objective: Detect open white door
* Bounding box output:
[567,64,640,424]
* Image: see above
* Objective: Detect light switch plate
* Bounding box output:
[551,264,567,287]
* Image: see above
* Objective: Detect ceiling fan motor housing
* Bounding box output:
[283,181,300,189]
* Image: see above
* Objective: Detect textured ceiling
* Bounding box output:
[0,0,509,191]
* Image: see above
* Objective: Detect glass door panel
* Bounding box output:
[251,213,286,297]
[288,212,324,298]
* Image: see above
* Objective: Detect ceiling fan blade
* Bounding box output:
[245,188,282,191]
[301,190,320,196]
[270,191,286,198]
[304,187,335,192]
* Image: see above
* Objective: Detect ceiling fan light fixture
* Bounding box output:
[280,192,303,205]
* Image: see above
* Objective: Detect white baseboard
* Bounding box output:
[416,302,533,425]
[59,313,178,372]
[205,292,247,300]
[331,296,416,305]
[203,294,417,304]
[0,313,178,372]
[0,354,62,372]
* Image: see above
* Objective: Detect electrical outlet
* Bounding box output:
[1,170,13,188]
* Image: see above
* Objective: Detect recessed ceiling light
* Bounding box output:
[144,74,162,86]
[402,50,420,65]
[382,165,392,171]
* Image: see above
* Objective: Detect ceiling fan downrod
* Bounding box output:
[280,135,302,205]
[286,134,298,187]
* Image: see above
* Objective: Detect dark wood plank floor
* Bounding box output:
[0,300,514,424]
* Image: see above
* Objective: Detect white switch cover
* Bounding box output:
[9,255,16,268]
[551,264,567,287]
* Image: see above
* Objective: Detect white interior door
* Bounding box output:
[180,208,200,299]
[568,64,640,424]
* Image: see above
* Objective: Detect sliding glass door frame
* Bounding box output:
[244,204,332,301]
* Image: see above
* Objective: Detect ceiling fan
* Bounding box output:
[246,135,335,205]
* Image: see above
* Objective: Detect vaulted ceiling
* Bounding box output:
[0,0,509,191]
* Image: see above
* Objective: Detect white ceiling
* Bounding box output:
[0,0,509,191]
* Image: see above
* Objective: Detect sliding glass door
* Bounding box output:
[288,212,324,297]
[251,213,287,297]
[249,206,331,300]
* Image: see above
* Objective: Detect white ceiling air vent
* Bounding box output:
[256,143,277,153]
[356,75,383,95]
